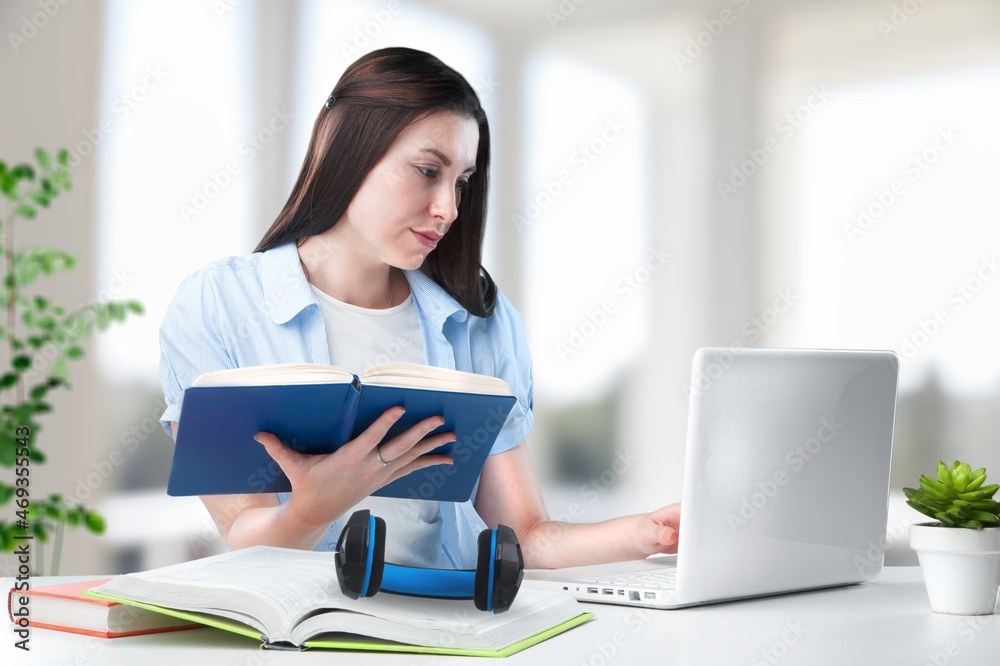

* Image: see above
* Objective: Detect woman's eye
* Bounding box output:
[456,179,471,192]
[418,166,438,179]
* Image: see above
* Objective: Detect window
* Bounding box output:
[794,67,1000,395]
[96,0,253,383]
[522,48,650,405]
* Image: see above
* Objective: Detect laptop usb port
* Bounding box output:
[644,592,656,599]
[602,588,614,595]
[587,587,599,594]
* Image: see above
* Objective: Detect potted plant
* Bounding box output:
[905,460,1000,615]
[1,148,142,574]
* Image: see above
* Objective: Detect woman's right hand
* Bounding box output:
[253,406,455,531]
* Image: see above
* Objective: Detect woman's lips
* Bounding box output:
[411,229,442,249]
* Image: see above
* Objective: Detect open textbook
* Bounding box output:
[86,546,591,656]
[168,362,517,500]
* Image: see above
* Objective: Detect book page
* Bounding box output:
[92,548,348,641]
[291,585,581,650]
[359,363,511,396]
[192,363,354,387]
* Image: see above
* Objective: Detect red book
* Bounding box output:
[7,578,200,638]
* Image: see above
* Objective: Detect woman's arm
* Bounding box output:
[474,443,680,569]
[198,489,329,551]
[173,407,457,551]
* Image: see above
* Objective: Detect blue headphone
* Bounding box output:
[334,510,524,613]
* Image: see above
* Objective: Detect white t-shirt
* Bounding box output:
[311,284,450,568]
[310,284,425,374]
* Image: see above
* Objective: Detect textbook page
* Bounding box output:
[192,363,354,386]
[359,363,511,395]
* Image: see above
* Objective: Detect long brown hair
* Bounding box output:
[255,47,496,317]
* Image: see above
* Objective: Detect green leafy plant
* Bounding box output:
[904,461,1000,529]
[0,148,143,573]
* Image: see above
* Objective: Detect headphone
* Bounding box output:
[334,510,524,613]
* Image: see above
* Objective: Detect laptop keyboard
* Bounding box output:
[580,570,677,590]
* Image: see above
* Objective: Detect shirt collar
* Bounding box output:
[259,242,316,324]
[405,268,468,329]
[259,241,470,328]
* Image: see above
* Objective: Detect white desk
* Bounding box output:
[4,568,999,665]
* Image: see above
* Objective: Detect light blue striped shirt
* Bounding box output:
[158,241,534,568]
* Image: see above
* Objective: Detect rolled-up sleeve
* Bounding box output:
[487,292,535,454]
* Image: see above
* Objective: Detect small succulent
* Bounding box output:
[903,461,1000,529]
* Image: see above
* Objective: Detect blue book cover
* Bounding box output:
[166,365,516,502]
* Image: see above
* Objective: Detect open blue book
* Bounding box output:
[167,363,516,501]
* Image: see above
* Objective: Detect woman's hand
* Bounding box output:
[476,445,681,568]
[632,503,681,556]
[253,406,455,530]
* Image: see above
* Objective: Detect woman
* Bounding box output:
[160,47,680,569]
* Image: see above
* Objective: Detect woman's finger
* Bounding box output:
[387,455,455,485]
[391,430,455,465]
[349,406,407,454]
[253,431,326,480]
[253,431,311,474]
[377,415,447,461]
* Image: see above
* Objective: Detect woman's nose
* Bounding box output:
[429,183,460,223]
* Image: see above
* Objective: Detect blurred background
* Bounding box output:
[1,0,999,575]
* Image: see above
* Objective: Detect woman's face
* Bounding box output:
[342,110,480,271]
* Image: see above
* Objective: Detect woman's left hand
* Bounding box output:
[632,503,681,556]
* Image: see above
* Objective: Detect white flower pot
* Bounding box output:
[909,523,1000,615]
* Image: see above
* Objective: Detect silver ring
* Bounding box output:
[375,447,391,467]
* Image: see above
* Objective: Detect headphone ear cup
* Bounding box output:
[473,524,523,612]
[335,510,387,599]
[473,528,494,611]
[492,525,523,611]
[367,514,387,596]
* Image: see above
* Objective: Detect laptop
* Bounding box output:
[524,347,899,609]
